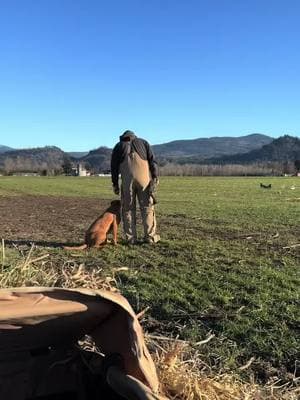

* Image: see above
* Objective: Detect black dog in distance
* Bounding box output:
[260,183,272,189]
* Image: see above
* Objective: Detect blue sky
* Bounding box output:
[0,0,299,151]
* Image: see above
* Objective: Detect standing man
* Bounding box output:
[111,130,160,245]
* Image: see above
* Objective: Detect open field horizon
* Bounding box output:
[0,176,299,394]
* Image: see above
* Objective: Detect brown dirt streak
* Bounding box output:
[0,195,110,245]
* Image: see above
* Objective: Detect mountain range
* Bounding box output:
[152,133,272,159]
[0,146,67,173]
[0,134,299,173]
[208,135,300,164]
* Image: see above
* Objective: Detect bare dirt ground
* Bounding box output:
[0,195,110,247]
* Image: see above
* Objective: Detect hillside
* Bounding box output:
[0,146,70,173]
[79,146,112,173]
[209,135,300,164]
[0,145,14,153]
[153,134,273,159]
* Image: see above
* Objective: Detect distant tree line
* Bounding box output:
[1,157,62,176]
[0,155,93,176]
[1,151,299,177]
[160,161,299,176]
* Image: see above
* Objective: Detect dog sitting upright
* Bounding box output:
[64,200,121,250]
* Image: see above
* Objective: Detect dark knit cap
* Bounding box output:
[119,130,136,141]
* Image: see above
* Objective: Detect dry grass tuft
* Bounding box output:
[151,339,299,400]
[0,243,118,291]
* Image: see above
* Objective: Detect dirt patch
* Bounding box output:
[0,195,111,247]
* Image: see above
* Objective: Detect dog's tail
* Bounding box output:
[63,243,88,251]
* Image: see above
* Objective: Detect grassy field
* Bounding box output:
[0,176,299,385]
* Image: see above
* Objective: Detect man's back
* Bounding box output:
[111,130,158,189]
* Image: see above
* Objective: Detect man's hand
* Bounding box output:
[113,185,120,195]
[150,178,159,192]
[153,177,159,187]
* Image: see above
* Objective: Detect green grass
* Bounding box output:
[0,176,299,382]
[0,176,113,198]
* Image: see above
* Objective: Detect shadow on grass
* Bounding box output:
[4,239,76,249]
[4,239,142,250]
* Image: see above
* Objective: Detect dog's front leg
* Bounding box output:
[112,215,118,245]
